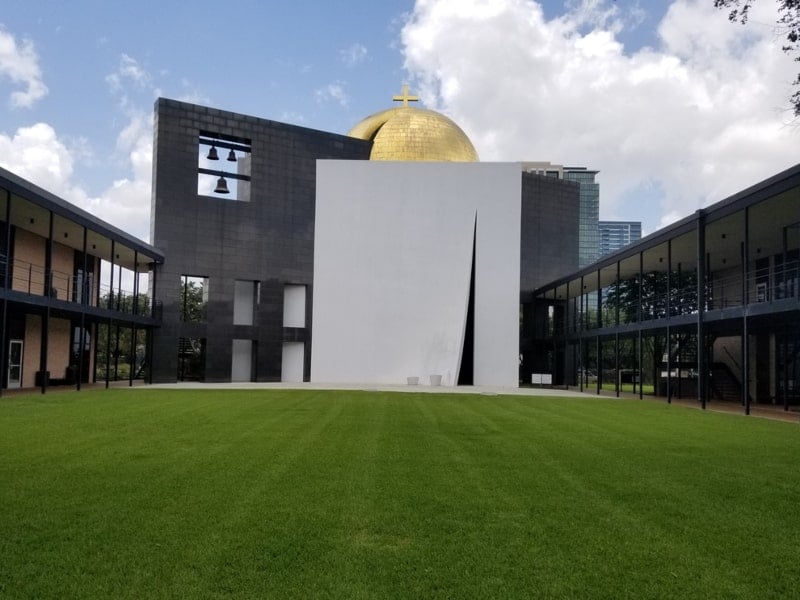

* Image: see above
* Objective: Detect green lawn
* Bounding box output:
[1,389,798,599]
[600,382,656,394]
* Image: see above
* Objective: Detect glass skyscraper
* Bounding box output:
[521,163,600,268]
[563,168,599,267]
[598,220,642,256]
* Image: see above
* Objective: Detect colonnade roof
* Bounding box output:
[535,162,800,297]
[0,166,164,271]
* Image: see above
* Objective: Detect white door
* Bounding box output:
[231,339,252,382]
[7,339,23,389]
[281,342,304,382]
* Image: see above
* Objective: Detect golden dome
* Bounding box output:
[348,101,479,162]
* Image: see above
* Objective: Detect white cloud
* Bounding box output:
[0,123,75,190]
[340,43,368,67]
[315,81,349,107]
[280,110,306,124]
[401,0,799,230]
[106,53,151,93]
[0,119,153,242]
[89,111,153,238]
[0,27,48,108]
[0,55,154,243]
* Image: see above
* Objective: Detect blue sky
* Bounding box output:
[0,0,797,241]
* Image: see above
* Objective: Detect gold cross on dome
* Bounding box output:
[392,83,419,107]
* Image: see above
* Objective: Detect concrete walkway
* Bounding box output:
[145,381,588,398]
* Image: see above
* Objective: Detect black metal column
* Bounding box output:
[666,239,672,404]
[597,269,601,395]
[77,227,87,391]
[148,261,157,384]
[0,189,11,397]
[105,240,115,389]
[39,210,53,394]
[614,332,620,397]
[615,261,620,397]
[130,251,138,387]
[697,210,707,410]
[743,206,750,415]
[579,275,584,392]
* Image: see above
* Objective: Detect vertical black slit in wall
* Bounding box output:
[458,220,477,386]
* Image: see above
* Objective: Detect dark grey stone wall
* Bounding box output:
[150,98,371,383]
[520,172,580,295]
[519,172,580,384]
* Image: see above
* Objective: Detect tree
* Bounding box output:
[180,278,206,322]
[714,0,800,116]
[95,291,152,381]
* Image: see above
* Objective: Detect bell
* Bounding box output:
[206,145,219,160]
[226,149,237,162]
[214,175,230,194]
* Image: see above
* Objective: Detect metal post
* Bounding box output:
[615,332,620,397]
[596,336,601,395]
[132,252,139,316]
[109,240,115,309]
[743,207,750,414]
[666,326,671,403]
[77,227,88,391]
[697,211,707,410]
[666,240,672,403]
[638,252,643,324]
[0,189,11,397]
[597,269,602,328]
[40,210,54,394]
[743,317,750,415]
[114,322,121,381]
[129,250,139,387]
[639,328,644,400]
[579,275,584,392]
[615,261,620,327]
[638,251,644,399]
[105,240,115,389]
[597,269,602,395]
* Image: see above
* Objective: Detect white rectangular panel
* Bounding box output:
[312,161,520,388]
[281,342,304,382]
[233,280,255,326]
[231,339,252,382]
[283,285,306,328]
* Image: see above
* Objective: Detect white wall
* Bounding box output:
[312,161,520,387]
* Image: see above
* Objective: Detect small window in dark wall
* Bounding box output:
[178,337,206,381]
[180,275,208,322]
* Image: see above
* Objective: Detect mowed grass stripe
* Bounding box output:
[0,389,798,599]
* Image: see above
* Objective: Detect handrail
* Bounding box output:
[0,255,155,318]
[722,346,741,373]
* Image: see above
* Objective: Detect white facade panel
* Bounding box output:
[283,285,306,328]
[231,339,252,382]
[233,280,255,326]
[281,342,305,382]
[473,172,521,386]
[312,161,520,388]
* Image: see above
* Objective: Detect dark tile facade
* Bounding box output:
[519,172,580,381]
[520,172,580,294]
[150,99,371,382]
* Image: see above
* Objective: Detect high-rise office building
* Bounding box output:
[598,221,642,256]
[521,163,600,267]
